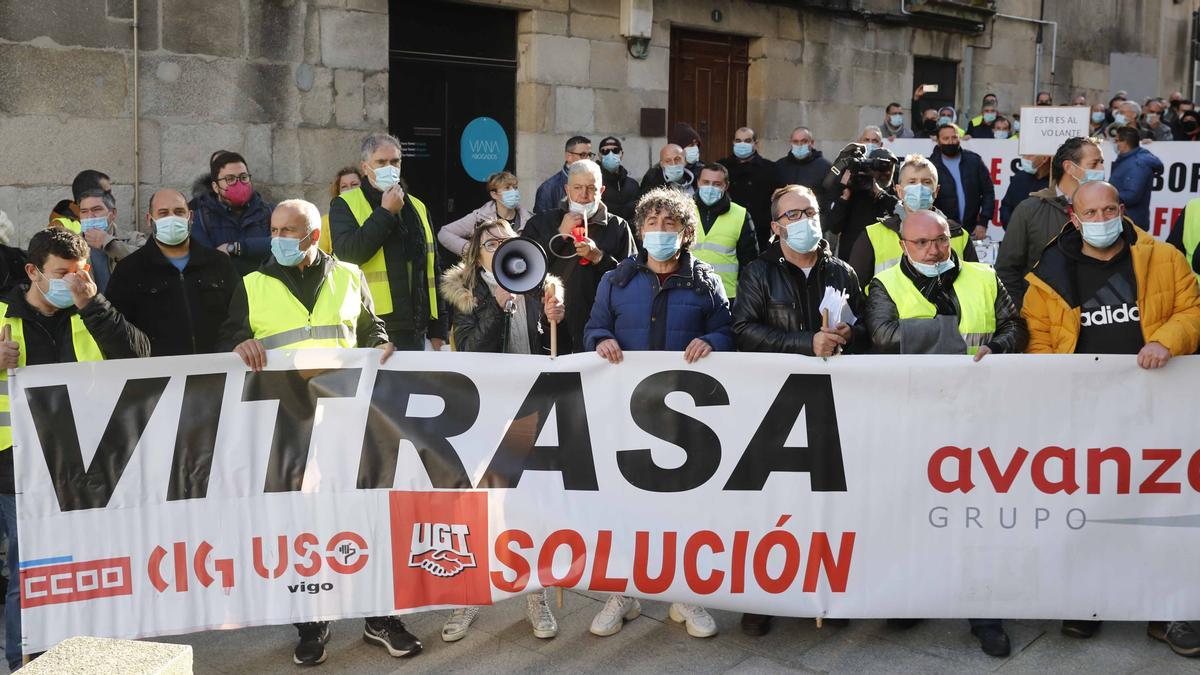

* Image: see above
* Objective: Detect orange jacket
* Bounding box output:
[1023,223,1200,355]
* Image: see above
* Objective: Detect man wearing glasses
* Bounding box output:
[534,136,593,214]
[192,150,275,276]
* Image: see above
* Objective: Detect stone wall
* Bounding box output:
[0,0,388,246]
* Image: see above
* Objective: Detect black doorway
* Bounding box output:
[389,2,517,238]
[912,56,958,119]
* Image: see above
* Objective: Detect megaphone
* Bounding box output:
[492,236,549,294]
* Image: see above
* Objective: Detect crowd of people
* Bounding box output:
[0,84,1198,669]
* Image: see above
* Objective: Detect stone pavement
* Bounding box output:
[16,589,1180,674]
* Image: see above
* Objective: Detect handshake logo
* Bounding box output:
[1080,303,1140,327]
[407,523,477,578]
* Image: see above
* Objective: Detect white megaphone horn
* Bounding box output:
[491,237,560,357]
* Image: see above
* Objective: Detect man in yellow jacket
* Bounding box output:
[1022,180,1200,653]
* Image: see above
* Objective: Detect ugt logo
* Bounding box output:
[390,491,491,610]
[408,523,476,578]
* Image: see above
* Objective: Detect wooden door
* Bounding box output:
[669,29,750,159]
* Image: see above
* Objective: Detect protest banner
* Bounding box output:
[11,350,1200,651]
[1017,107,1091,156]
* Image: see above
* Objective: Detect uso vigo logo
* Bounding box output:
[389,491,490,609]
[20,555,133,607]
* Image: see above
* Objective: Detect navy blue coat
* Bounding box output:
[534,166,569,214]
[584,250,735,352]
[999,168,1048,227]
[1110,146,1163,230]
[930,148,996,231]
[190,191,274,276]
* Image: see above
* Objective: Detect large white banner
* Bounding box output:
[886,139,1199,240]
[11,351,1200,651]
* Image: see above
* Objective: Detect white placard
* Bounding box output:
[1018,106,1091,156]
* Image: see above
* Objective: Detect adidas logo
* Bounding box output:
[1080,303,1140,327]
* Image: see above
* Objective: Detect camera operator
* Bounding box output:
[822,141,899,262]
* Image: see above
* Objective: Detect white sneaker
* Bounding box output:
[441,606,480,642]
[526,590,558,638]
[669,603,718,638]
[590,595,641,636]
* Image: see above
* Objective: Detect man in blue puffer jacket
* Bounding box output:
[1109,126,1163,230]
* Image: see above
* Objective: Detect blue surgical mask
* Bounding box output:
[697,185,723,206]
[889,114,904,128]
[154,215,190,246]
[1019,158,1037,174]
[862,142,879,155]
[663,163,685,183]
[1079,216,1122,248]
[732,142,754,159]
[1113,113,1128,126]
[910,255,955,278]
[983,112,997,124]
[1091,111,1105,124]
[902,184,934,211]
[643,231,680,262]
[600,151,621,172]
[500,189,520,209]
[683,145,700,164]
[373,165,401,190]
[37,270,75,309]
[271,233,311,267]
[791,143,810,160]
[1012,120,1020,132]
[783,217,822,254]
[938,115,953,127]
[80,216,108,233]
[1075,163,1105,184]
[994,130,1010,139]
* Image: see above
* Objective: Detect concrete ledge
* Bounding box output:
[21,636,192,675]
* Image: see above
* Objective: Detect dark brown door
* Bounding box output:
[669,29,749,160]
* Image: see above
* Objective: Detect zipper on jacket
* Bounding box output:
[178,269,197,354]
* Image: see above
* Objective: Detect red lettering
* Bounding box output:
[683,531,724,595]
[588,531,628,593]
[1141,448,1182,494]
[252,535,287,579]
[490,529,532,593]
[978,446,1028,493]
[730,531,748,593]
[928,446,974,493]
[1087,447,1131,494]
[293,533,321,577]
[632,531,676,594]
[1031,446,1079,494]
[752,530,801,594]
[537,529,586,589]
[1188,450,1200,493]
[147,546,169,593]
[803,532,855,593]
[172,541,189,592]
[989,157,1001,185]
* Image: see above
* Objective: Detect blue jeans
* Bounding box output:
[0,493,21,670]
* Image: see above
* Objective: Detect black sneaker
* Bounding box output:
[363,617,423,657]
[1148,621,1200,657]
[740,613,772,637]
[971,625,1011,657]
[1062,620,1101,639]
[293,622,329,666]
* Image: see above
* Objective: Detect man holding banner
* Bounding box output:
[217,199,412,666]
[0,228,150,670]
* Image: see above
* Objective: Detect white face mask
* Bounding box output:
[568,199,597,220]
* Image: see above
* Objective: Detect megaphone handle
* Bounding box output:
[550,320,558,359]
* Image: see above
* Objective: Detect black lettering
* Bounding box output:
[27,377,170,511]
[724,374,847,491]
[1191,163,1200,194]
[478,372,597,490]
[242,369,361,493]
[1169,163,1185,193]
[356,370,474,489]
[166,373,226,501]
[617,371,727,492]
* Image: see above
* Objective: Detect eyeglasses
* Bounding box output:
[902,235,951,249]
[776,208,818,222]
[216,173,252,187]
[482,237,513,253]
[567,150,595,161]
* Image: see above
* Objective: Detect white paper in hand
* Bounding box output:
[818,286,857,326]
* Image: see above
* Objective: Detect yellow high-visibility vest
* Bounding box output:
[243,260,363,350]
[0,304,104,450]
[50,216,81,234]
[875,260,998,355]
[864,221,969,278]
[336,188,438,319]
[1181,197,1200,282]
[692,201,746,298]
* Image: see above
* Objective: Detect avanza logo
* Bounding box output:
[408,523,477,578]
[390,491,491,610]
[20,555,132,607]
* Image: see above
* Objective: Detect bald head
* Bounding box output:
[734,127,756,142]
[660,143,685,166]
[1072,180,1120,216]
[900,210,952,265]
[148,188,188,216]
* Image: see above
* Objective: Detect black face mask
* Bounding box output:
[939,143,961,157]
[922,119,938,134]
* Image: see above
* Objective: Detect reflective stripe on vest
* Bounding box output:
[875,261,998,355]
[0,304,104,450]
[51,216,81,234]
[692,201,746,298]
[337,188,438,319]
[1182,197,1200,281]
[243,261,363,350]
[865,221,970,277]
